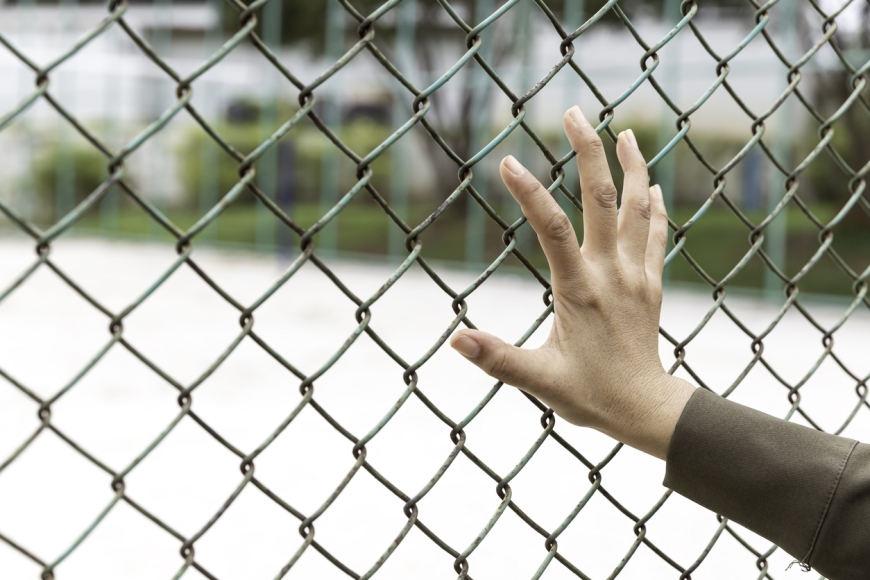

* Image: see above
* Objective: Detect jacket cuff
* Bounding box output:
[663,388,857,575]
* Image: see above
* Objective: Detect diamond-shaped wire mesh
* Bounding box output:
[1,0,869,578]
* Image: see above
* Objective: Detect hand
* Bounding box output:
[449,106,695,460]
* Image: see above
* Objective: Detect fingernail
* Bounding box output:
[503,155,525,176]
[568,105,590,127]
[625,129,638,148]
[451,335,480,359]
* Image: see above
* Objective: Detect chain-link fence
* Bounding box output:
[1,0,869,578]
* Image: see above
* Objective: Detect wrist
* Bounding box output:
[595,372,695,460]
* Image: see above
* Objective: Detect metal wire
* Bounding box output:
[1,0,869,578]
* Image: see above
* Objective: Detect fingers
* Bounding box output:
[645,184,669,284]
[563,106,618,258]
[450,329,548,392]
[499,156,583,286]
[616,130,651,267]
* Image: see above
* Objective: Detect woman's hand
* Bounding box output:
[449,106,695,460]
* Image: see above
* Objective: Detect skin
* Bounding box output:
[449,105,695,461]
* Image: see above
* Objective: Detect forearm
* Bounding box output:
[664,388,870,578]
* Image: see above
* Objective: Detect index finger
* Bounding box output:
[563,106,618,258]
[499,155,584,288]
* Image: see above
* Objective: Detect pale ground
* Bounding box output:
[1,237,868,580]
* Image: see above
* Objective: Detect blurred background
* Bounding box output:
[0,0,868,294]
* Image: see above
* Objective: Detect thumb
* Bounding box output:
[450,329,546,390]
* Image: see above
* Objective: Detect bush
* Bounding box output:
[176,117,393,209]
[32,143,111,221]
[800,111,870,231]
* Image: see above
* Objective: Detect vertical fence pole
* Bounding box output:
[656,0,682,286]
[100,16,122,234]
[388,0,417,263]
[513,0,533,256]
[318,0,344,257]
[55,0,78,225]
[764,2,797,299]
[465,0,495,270]
[560,0,583,226]
[513,0,532,174]
[198,0,223,243]
[149,0,172,239]
[255,0,282,251]
[16,0,37,223]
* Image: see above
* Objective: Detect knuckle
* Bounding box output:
[612,266,631,291]
[567,282,601,310]
[486,349,511,380]
[590,182,618,210]
[613,266,646,298]
[647,279,663,304]
[572,258,619,309]
[633,196,652,221]
[581,133,606,156]
[629,269,648,293]
[543,211,574,242]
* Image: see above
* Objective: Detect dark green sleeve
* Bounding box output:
[663,388,870,579]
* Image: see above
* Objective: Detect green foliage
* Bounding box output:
[32,143,110,220]
[223,0,382,49]
[176,113,393,208]
[229,0,749,49]
[801,110,870,218]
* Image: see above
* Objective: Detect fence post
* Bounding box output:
[512,0,534,255]
[255,0,282,252]
[146,0,172,239]
[55,0,78,225]
[656,0,683,286]
[763,2,798,300]
[464,0,495,270]
[388,0,417,264]
[99,21,122,234]
[16,0,37,223]
[560,0,583,226]
[318,0,345,257]
[197,0,224,244]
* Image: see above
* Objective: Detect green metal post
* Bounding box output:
[513,0,534,254]
[464,0,495,270]
[100,23,121,233]
[388,0,417,263]
[55,0,78,225]
[559,0,583,226]
[513,0,533,174]
[149,0,172,239]
[16,0,37,223]
[255,0,282,251]
[318,0,344,257]
[655,0,683,285]
[198,0,223,243]
[764,1,797,299]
